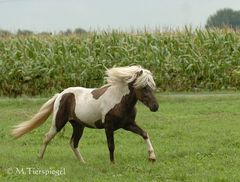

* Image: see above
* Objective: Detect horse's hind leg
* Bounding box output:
[38,125,57,159]
[38,116,69,159]
[69,120,85,163]
[38,93,71,159]
[38,111,69,159]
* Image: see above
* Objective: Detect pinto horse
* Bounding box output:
[11,65,159,163]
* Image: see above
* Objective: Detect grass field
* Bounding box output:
[1,92,240,182]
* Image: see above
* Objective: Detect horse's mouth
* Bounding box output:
[141,99,159,112]
[149,103,159,112]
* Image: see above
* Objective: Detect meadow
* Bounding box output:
[1,93,240,182]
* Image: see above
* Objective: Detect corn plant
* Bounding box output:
[1,28,240,96]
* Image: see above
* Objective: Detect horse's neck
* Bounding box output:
[120,86,137,110]
[109,84,137,110]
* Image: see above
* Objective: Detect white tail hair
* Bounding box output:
[11,94,59,139]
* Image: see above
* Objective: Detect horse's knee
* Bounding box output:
[73,139,79,148]
[69,138,74,148]
[70,120,84,148]
[108,143,114,152]
[43,128,57,144]
[69,138,78,148]
[142,132,148,140]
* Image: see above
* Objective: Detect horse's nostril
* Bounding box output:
[150,104,159,112]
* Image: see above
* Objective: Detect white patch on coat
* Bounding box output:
[144,134,156,160]
[145,138,154,152]
[51,93,62,126]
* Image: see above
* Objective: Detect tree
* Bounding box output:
[74,28,87,35]
[0,29,12,37]
[38,31,52,36]
[17,29,34,36]
[63,29,72,36]
[206,8,240,29]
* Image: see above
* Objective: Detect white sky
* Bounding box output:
[0,0,240,32]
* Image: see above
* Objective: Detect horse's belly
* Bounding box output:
[74,101,102,127]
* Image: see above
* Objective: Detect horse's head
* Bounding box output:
[134,85,159,112]
[106,65,159,112]
[130,70,159,112]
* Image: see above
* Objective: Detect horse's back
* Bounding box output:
[61,87,94,94]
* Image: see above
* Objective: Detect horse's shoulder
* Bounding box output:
[91,85,110,99]
[106,104,136,120]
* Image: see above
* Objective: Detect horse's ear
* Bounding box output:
[136,70,143,77]
[129,70,143,88]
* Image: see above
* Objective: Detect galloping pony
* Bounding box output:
[11,65,159,163]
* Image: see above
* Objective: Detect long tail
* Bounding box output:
[11,94,59,139]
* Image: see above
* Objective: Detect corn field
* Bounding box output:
[1,28,240,96]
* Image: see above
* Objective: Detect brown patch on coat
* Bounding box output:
[94,120,105,129]
[104,86,138,130]
[55,93,94,131]
[55,93,75,131]
[91,85,110,99]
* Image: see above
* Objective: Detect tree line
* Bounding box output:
[1,8,240,37]
[206,8,240,29]
[0,27,87,37]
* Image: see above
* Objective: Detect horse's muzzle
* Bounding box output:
[150,103,159,112]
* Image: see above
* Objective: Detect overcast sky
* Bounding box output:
[0,0,240,32]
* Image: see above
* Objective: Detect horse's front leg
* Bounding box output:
[123,122,156,162]
[105,124,115,163]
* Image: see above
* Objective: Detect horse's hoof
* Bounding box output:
[148,157,156,162]
[111,160,115,164]
[37,156,43,160]
[148,151,156,162]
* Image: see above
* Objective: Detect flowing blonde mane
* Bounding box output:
[105,65,156,89]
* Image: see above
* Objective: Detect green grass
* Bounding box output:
[1,92,240,181]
